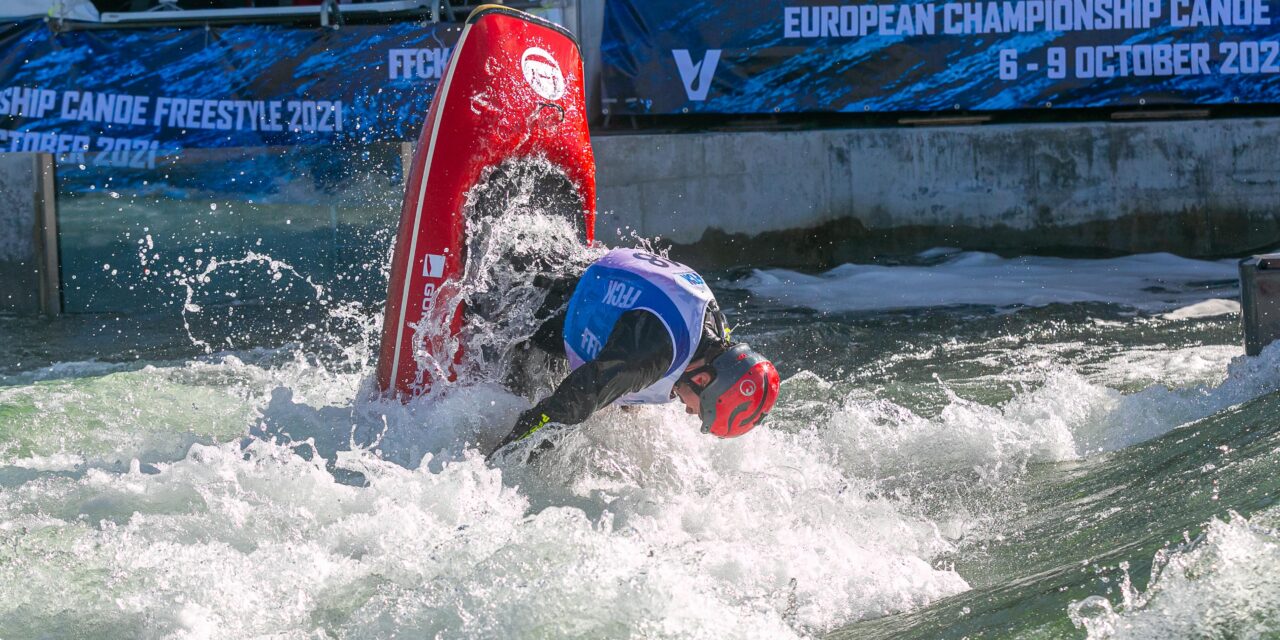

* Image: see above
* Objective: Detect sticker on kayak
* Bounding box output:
[521,47,565,101]
[422,253,445,278]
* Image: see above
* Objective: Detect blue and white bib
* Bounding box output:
[563,248,714,404]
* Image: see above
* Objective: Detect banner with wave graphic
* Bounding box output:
[601,0,1280,114]
[0,18,460,155]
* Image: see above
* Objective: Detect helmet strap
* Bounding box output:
[677,364,716,397]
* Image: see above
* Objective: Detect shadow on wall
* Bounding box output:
[667,210,1280,271]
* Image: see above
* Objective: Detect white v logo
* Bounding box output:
[672,49,721,101]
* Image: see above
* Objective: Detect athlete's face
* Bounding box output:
[674,362,714,416]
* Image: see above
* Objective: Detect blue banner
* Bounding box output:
[0,18,458,155]
[601,0,1280,114]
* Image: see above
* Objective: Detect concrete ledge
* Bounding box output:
[592,118,1280,267]
[0,153,59,315]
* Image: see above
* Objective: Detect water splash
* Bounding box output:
[8,227,1280,639]
[0,398,971,638]
[1069,510,1280,639]
[173,251,328,353]
[405,156,602,400]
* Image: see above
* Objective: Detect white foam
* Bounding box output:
[733,252,1237,312]
[1071,341,1280,453]
[804,341,1280,483]
[0,360,140,386]
[0,402,971,637]
[4,452,86,471]
[0,352,364,470]
[3,336,1277,637]
[1069,510,1280,639]
[1161,298,1240,320]
[2,234,1271,638]
[1083,345,1240,391]
[6,309,1275,637]
[814,388,1080,483]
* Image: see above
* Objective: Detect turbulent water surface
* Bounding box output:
[2,242,1277,639]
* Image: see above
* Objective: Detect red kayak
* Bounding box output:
[376,5,596,398]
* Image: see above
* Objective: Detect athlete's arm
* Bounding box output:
[492,309,673,452]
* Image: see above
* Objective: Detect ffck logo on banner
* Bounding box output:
[673,49,721,101]
[521,47,566,101]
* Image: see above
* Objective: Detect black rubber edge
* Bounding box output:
[465,4,579,49]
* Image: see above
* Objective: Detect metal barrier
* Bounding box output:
[1239,254,1280,356]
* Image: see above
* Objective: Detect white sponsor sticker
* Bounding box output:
[422,253,445,278]
[521,47,566,101]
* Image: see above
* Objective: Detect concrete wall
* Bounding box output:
[592,118,1280,267]
[0,155,35,265]
[19,116,1280,315]
[0,153,59,315]
[567,0,606,124]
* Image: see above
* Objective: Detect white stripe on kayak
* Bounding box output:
[390,22,474,392]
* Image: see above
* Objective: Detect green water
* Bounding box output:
[1,257,1277,639]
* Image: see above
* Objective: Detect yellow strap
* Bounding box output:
[520,413,552,440]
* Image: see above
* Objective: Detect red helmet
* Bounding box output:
[681,343,780,438]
